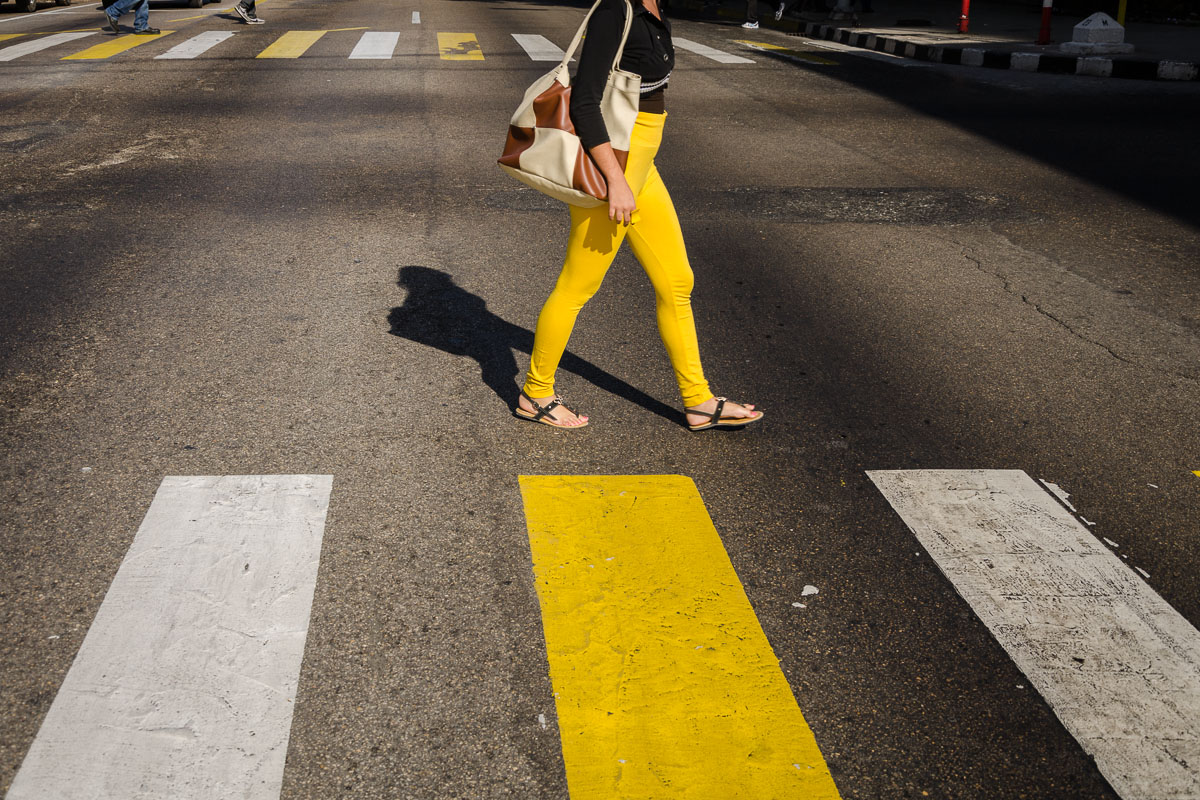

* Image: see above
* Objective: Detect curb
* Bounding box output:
[668,0,1199,82]
[788,21,1200,81]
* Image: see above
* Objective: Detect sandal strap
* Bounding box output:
[521,390,563,422]
[687,397,726,421]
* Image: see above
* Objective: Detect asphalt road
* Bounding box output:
[2,0,1198,797]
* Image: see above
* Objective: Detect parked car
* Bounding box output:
[5,0,72,12]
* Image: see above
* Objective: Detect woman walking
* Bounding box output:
[516,0,763,431]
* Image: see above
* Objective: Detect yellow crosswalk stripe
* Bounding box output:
[1193,470,1200,479]
[735,39,838,65]
[438,32,482,60]
[518,475,843,799]
[257,30,327,59]
[0,34,26,43]
[61,31,174,60]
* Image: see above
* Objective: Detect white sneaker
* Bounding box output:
[742,20,759,28]
[774,2,785,19]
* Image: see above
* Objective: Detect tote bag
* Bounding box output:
[498,0,640,208]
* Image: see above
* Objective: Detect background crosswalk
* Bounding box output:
[0,26,758,64]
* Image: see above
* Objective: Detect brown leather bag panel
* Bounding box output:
[498,126,536,168]
[573,146,608,200]
[531,82,575,133]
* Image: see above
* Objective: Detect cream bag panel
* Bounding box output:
[521,127,581,187]
[601,69,641,151]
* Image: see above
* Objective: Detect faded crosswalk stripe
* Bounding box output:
[257,29,326,59]
[735,39,837,65]
[673,36,754,64]
[349,30,400,59]
[0,31,94,61]
[438,32,482,60]
[512,33,564,62]
[6,475,333,800]
[63,30,174,60]
[155,30,235,60]
[869,469,1200,800]
[519,475,842,799]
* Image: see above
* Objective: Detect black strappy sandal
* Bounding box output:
[686,396,763,431]
[515,390,589,429]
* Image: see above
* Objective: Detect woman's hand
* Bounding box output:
[588,142,637,226]
[606,175,637,226]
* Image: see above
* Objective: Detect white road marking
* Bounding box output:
[673,36,754,64]
[868,469,1200,800]
[155,30,235,59]
[801,36,932,67]
[6,475,333,800]
[0,31,94,61]
[412,10,420,23]
[0,1,98,24]
[511,33,564,61]
[349,30,400,59]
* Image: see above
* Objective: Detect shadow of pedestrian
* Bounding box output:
[387,266,680,424]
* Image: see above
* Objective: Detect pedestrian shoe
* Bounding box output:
[774,2,785,19]
[233,4,259,23]
[245,15,264,23]
[741,20,759,28]
[133,26,161,34]
[685,397,764,432]
[103,14,120,34]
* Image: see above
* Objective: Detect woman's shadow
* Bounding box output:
[387,266,679,424]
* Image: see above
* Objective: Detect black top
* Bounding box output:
[570,0,674,150]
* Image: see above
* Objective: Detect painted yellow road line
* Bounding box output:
[519,475,842,799]
[0,34,26,43]
[62,31,174,60]
[735,39,838,65]
[257,30,327,59]
[438,32,482,60]
[326,26,369,32]
[1193,470,1200,479]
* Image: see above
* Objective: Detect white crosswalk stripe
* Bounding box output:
[7,475,333,800]
[0,31,95,62]
[511,33,565,62]
[349,30,400,59]
[869,469,1200,800]
[155,30,235,60]
[673,36,755,64]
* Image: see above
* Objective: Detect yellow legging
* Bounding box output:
[523,111,714,408]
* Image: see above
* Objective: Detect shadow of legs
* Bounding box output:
[387,266,680,424]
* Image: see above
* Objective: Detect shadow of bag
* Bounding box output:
[497,0,640,208]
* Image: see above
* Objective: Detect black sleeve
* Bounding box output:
[570,0,627,151]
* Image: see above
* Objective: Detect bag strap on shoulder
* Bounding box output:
[559,0,636,76]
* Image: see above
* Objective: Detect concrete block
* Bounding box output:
[1073,12,1125,44]
[1060,40,1135,54]
[1076,56,1113,77]
[1011,52,1041,71]
[961,47,985,67]
[1158,61,1198,81]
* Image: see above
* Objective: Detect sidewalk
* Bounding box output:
[670,0,1200,80]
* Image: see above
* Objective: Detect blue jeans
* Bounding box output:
[106,0,149,31]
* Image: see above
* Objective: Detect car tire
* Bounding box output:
[189,0,203,6]
[22,0,38,11]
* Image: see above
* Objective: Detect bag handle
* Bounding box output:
[558,0,635,77]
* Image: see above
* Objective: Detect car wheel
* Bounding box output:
[189,0,203,6]
[22,0,38,11]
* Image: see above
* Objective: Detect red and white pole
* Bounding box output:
[958,0,971,33]
[1037,0,1053,44]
